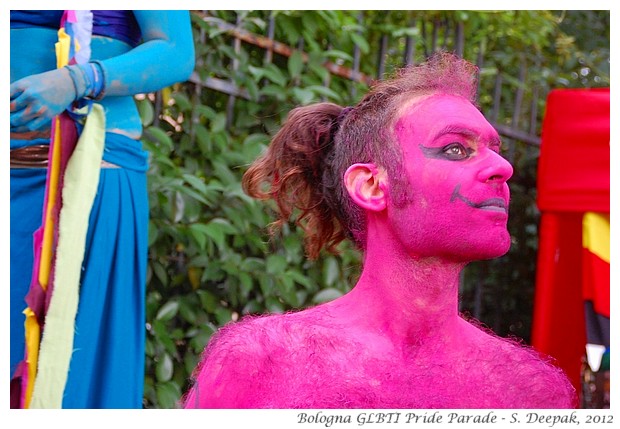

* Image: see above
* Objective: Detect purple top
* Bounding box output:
[11,10,142,47]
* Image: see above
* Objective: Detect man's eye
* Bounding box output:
[442,143,471,160]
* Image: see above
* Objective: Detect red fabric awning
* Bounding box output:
[531,88,610,395]
[536,88,610,213]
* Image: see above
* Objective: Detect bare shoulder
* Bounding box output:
[183,309,342,408]
[182,313,285,408]
[464,320,578,408]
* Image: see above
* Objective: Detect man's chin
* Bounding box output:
[475,240,512,261]
[454,235,512,262]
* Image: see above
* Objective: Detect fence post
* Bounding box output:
[377,34,388,79]
[455,20,465,58]
[226,13,242,130]
[403,16,416,66]
[351,12,364,99]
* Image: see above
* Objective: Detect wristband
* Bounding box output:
[79,63,97,97]
[65,65,88,100]
[65,62,107,101]
[88,61,107,100]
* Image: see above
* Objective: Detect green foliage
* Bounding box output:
[142,10,609,408]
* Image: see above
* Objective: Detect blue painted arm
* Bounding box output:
[10,10,195,132]
[102,10,195,96]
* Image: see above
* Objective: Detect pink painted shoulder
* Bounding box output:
[468,323,578,409]
[183,314,283,408]
[183,309,349,408]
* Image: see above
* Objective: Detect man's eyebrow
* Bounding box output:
[432,124,502,146]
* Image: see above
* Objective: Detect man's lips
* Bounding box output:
[450,186,508,213]
[473,198,507,212]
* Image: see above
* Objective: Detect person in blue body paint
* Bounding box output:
[10,10,195,408]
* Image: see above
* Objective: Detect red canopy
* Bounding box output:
[531,88,610,394]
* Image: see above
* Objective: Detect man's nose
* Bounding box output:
[476,150,514,183]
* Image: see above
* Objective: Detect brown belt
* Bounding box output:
[10,144,120,169]
[10,144,50,168]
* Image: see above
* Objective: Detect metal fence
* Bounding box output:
[187,10,545,157]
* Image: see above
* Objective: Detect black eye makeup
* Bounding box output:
[419,142,474,161]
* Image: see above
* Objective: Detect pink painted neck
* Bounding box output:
[328,216,465,343]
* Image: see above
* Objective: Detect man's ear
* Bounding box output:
[344,163,388,212]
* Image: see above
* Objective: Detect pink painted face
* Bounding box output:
[388,93,513,262]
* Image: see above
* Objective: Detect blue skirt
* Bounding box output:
[10,133,149,408]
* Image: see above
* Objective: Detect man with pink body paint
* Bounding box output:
[183,53,577,409]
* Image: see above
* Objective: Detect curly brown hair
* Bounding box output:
[242,52,479,259]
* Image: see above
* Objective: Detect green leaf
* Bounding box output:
[144,126,173,152]
[195,104,216,121]
[240,257,265,272]
[278,15,300,45]
[263,63,288,86]
[266,254,288,275]
[259,84,287,101]
[277,275,299,307]
[178,297,198,324]
[145,337,155,357]
[392,27,420,37]
[307,85,341,101]
[183,174,208,195]
[210,218,238,234]
[189,223,213,250]
[172,92,192,112]
[248,65,265,81]
[218,44,239,62]
[211,113,227,133]
[265,296,285,313]
[212,162,237,186]
[156,300,179,322]
[194,124,212,155]
[323,49,353,62]
[203,221,226,250]
[189,324,216,353]
[350,32,370,54]
[259,275,275,297]
[238,272,254,297]
[178,186,210,207]
[286,269,315,289]
[307,58,330,82]
[292,87,315,105]
[136,97,155,127]
[148,220,159,247]
[322,256,340,287]
[153,262,168,287]
[288,50,305,78]
[197,289,219,313]
[313,288,344,304]
[214,307,232,325]
[155,381,182,409]
[242,299,263,315]
[184,353,201,377]
[152,320,178,357]
[155,353,174,382]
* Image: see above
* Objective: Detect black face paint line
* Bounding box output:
[450,184,467,204]
[450,184,507,212]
